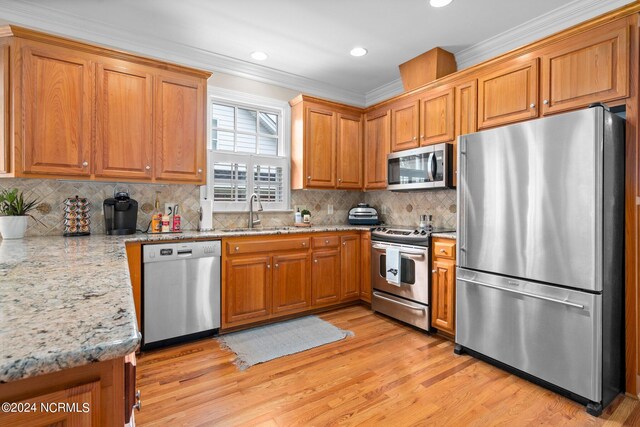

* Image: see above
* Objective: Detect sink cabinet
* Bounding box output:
[222,231,367,330]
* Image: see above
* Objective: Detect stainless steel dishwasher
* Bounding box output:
[142,240,221,349]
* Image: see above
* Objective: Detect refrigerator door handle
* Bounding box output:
[457,277,585,309]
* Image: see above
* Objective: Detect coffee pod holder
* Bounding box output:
[63,195,91,237]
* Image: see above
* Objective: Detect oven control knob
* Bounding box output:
[413,230,419,234]
[420,230,427,235]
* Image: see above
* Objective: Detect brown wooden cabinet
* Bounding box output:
[290,95,363,190]
[360,231,372,303]
[420,86,454,146]
[336,112,363,188]
[454,80,477,187]
[431,238,456,336]
[312,248,341,306]
[95,61,153,179]
[340,234,360,301]
[272,252,312,314]
[391,99,420,152]
[0,25,210,183]
[477,57,539,129]
[225,255,272,325]
[154,72,206,183]
[20,40,93,176]
[364,109,390,190]
[540,18,629,115]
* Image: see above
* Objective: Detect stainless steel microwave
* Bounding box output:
[387,143,453,191]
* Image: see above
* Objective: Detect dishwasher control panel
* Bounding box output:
[143,240,221,263]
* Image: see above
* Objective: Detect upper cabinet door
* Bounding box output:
[541,19,629,115]
[477,57,539,129]
[420,87,454,146]
[154,73,205,183]
[364,109,390,190]
[21,42,93,176]
[95,62,153,179]
[453,80,477,187]
[391,100,420,152]
[305,106,336,188]
[0,43,9,175]
[336,112,363,189]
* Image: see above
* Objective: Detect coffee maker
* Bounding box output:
[103,189,138,235]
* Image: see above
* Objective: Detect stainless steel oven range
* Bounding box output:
[371,225,452,331]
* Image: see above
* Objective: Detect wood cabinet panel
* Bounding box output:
[454,80,477,187]
[541,19,629,115]
[226,237,309,255]
[336,112,363,188]
[21,42,93,176]
[225,256,271,325]
[305,106,336,188]
[477,58,539,129]
[420,87,454,145]
[0,43,9,175]
[312,249,341,306]
[391,100,420,152]
[312,235,340,249]
[272,252,311,314]
[154,73,205,183]
[431,257,456,335]
[95,61,153,179]
[340,235,360,301]
[360,232,371,303]
[364,109,390,190]
[433,239,456,259]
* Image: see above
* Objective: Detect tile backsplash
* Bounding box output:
[0,178,457,237]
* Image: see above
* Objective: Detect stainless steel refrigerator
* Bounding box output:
[456,105,624,416]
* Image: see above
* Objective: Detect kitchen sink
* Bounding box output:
[220,226,294,232]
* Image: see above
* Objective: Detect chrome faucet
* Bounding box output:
[248,193,263,228]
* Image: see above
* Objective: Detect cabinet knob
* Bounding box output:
[267,264,271,269]
[413,136,417,141]
[530,103,535,109]
[543,99,549,105]
[440,249,446,253]
[197,168,203,174]
[343,241,347,246]
[338,178,342,182]
[314,259,318,263]
[432,270,437,273]
[302,242,307,246]
[275,263,279,268]
[307,176,311,180]
[235,246,239,251]
[145,165,151,170]
[325,239,329,244]
[82,161,88,167]
[420,135,425,139]
[136,390,141,400]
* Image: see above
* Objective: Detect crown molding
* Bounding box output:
[0,1,367,106]
[365,78,404,107]
[455,0,634,70]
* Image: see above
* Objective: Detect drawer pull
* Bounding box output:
[235,246,239,251]
[302,242,307,246]
[325,239,329,244]
[314,259,318,263]
[439,249,446,253]
[432,270,437,273]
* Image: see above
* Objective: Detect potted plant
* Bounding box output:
[300,209,311,224]
[0,188,40,239]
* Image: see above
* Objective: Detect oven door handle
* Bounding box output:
[373,292,426,311]
[372,244,426,259]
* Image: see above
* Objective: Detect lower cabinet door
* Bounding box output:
[312,249,341,306]
[360,233,372,303]
[272,252,311,314]
[431,258,456,334]
[225,255,271,326]
[340,235,360,301]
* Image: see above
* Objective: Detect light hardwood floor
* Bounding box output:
[136,306,640,426]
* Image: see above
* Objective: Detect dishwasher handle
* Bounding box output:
[143,241,221,263]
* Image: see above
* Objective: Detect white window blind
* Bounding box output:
[207,95,289,212]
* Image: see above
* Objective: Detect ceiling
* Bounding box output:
[0,0,633,105]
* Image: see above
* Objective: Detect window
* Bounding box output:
[206,91,289,212]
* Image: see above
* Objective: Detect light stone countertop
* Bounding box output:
[431,231,457,239]
[0,224,372,383]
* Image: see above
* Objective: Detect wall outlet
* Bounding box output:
[382,205,389,215]
[327,204,334,214]
[164,202,176,216]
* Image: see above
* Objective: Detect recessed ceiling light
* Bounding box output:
[251,51,268,61]
[430,0,453,7]
[350,47,368,57]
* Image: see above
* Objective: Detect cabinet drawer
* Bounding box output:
[433,240,456,259]
[312,236,340,248]
[226,238,310,255]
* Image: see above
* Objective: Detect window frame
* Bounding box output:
[205,87,291,213]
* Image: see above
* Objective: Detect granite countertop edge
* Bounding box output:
[431,232,457,239]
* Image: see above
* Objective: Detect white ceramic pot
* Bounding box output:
[0,216,29,239]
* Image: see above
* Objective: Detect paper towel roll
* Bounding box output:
[199,199,213,231]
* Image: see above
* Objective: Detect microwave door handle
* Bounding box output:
[426,152,435,181]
